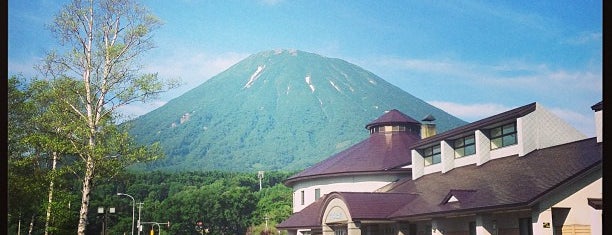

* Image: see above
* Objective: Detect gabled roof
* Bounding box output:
[365,109,421,130]
[284,132,418,186]
[440,189,477,204]
[387,137,601,219]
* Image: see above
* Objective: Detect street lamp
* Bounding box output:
[117,193,135,235]
[98,206,115,235]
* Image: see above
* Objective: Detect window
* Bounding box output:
[409,224,417,235]
[370,125,410,134]
[490,123,517,149]
[425,225,432,235]
[315,188,321,200]
[300,190,304,205]
[469,221,476,235]
[518,217,533,235]
[423,144,441,166]
[454,135,476,158]
[333,226,347,235]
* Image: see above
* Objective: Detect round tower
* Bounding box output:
[365,109,421,137]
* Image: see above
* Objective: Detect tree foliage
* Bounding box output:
[32,0,179,234]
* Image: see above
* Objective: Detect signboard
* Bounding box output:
[325,207,348,223]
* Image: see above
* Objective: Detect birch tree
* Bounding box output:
[36,0,178,234]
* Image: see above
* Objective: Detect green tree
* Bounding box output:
[252,184,292,234]
[8,75,50,234]
[9,75,81,234]
[35,0,178,234]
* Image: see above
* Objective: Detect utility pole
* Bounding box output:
[137,202,144,235]
[265,215,269,232]
[258,171,264,191]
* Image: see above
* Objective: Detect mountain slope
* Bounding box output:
[127,49,467,172]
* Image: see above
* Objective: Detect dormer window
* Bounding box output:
[490,122,517,150]
[454,135,475,158]
[422,144,441,166]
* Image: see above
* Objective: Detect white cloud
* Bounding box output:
[427,101,512,122]
[562,31,602,45]
[427,101,595,138]
[112,51,250,120]
[143,50,249,99]
[371,56,601,94]
[8,59,41,77]
[116,100,168,123]
[145,51,247,88]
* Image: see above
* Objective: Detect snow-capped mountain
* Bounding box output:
[127,49,467,172]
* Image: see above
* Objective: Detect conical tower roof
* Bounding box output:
[365,109,421,130]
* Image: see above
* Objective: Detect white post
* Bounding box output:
[117,193,136,235]
[137,202,144,235]
[258,171,264,191]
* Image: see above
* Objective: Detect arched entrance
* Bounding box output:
[322,198,361,235]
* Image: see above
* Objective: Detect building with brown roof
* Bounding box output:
[277,102,602,235]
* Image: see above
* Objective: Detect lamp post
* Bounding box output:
[98,206,115,235]
[117,193,136,235]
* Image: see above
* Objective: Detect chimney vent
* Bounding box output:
[421,114,436,139]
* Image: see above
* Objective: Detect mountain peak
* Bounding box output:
[128,50,467,172]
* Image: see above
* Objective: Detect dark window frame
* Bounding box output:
[300,190,305,205]
[422,144,441,166]
[490,122,517,150]
[454,135,476,158]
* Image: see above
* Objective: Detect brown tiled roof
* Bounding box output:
[333,192,419,220]
[278,138,601,229]
[365,109,421,130]
[387,137,601,219]
[276,196,326,229]
[277,192,418,229]
[284,132,419,186]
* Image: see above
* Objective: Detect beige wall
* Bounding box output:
[292,174,401,212]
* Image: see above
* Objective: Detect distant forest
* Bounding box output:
[8,170,295,235]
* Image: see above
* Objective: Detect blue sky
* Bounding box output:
[8,0,602,136]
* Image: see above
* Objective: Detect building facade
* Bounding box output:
[278,102,603,235]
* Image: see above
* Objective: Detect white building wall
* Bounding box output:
[551,177,602,235]
[534,165,601,235]
[423,162,443,175]
[489,144,519,160]
[292,174,400,212]
[454,154,476,168]
[594,109,602,143]
[519,103,587,157]
[441,140,454,173]
[412,149,424,179]
[517,114,538,157]
[475,130,491,166]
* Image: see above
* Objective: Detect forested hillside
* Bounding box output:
[128,49,467,172]
[7,170,295,235]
